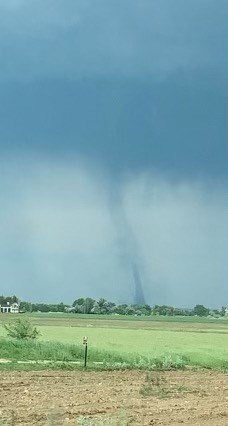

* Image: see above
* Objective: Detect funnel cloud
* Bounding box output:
[0,157,227,307]
[132,263,146,305]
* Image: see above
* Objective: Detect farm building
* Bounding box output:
[0,302,19,313]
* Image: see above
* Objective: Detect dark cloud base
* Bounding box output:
[0,74,227,180]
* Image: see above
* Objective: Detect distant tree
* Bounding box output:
[73,303,83,313]
[209,309,220,318]
[124,306,136,315]
[172,307,191,316]
[140,304,151,315]
[57,302,66,312]
[30,303,52,313]
[48,304,58,312]
[132,304,151,316]
[19,301,32,312]
[152,305,169,316]
[151,305,192,316]
[114,304,128,315]
[91,302,99,314]
[193,304,210,317]
[72,298,95,314]
[0,295,19,306]
[83,298,95,314]
[31,304,38,312]
[91,298,115,314]
[72,298,85,307]
[220,306,226,317]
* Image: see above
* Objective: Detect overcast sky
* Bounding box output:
[0,0,227,307]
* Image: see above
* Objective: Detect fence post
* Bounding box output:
[83,336,88,367]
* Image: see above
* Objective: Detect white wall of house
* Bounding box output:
[0,306,11,313]
[0,303,19,313]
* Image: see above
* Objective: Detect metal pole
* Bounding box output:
[84,342,88,367]
[83,336,88,367]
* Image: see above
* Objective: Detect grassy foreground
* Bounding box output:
[1,313,228,371]
[0,338,187,371]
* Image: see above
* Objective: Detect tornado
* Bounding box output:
[108,184,147,305]
[132,262,146,305]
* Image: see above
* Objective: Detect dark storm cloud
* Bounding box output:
[0,0,227,81]
[0,1,227,177]
[0,1,227,305]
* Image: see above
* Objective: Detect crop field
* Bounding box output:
[1,313,228,369]
[1,314,228,425]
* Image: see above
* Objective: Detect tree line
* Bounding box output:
[0,295,227,318]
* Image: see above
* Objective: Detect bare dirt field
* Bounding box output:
[1,370,228,425]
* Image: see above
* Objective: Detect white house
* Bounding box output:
[0,302,19,313]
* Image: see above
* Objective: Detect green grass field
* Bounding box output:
[1,313,228,370]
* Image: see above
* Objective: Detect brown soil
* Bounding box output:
[0,370,228,425]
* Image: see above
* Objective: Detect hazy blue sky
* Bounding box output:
[0,0,227,306]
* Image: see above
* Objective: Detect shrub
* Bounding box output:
[4,318,40,340]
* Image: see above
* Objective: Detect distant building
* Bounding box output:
[0,302,19,313]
